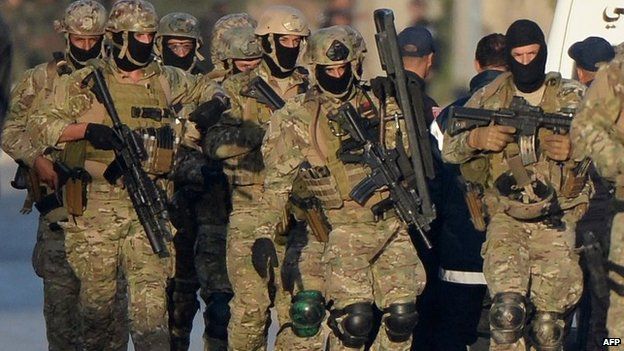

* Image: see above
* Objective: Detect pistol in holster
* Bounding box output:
[11,161,44,214]
[288,194,332,243]
[560,158,591,198]
[54,161,92,217]
[463,180,487,232]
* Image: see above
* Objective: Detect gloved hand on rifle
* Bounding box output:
[370,76,396,101]
[467,124,516,152]
[84,123,122,150]
[251,238,279,279]
[189,98,228,130]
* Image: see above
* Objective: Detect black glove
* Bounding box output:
[370,76,396,101]
[251,238,279,279]
[84,123,121,150]
[189,98,228,130]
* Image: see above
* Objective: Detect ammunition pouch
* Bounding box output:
[289,290,326,338]
[138,126,177,176]
[299,166,343,209]
[288,195,332,243]
[462,180,487,231]
[11,162,44,214]
[54,161,92,217]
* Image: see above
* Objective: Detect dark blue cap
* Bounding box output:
[398,25,435,57]
[568,36,615,72]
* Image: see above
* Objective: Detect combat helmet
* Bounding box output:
[494,170,556,220]
[154,12,204,61]
[106,0,158,67]
[210,13,257,70]
[255,6,310,72]
[218,27,262,72]
[307,25,364,98]
[54,0,107,36]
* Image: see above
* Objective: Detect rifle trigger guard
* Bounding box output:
[519,135,537,165]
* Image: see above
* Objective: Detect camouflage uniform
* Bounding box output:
[155,12,234,351]
[266,26,425,351]
[203,6,309,351]
[571,51,624,338]
[26,1,226,350]
[443,71,588,350]
[1,2,129,350]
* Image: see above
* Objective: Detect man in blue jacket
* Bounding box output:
[426,33,507,351]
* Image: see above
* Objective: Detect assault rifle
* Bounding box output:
[240,76,285,111]
[329,102,433,250]
[448,96,574,137]
[81,68,173,258]
[374,9,436,224]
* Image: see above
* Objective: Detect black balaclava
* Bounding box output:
[162,36,196,71]
[316,64,354,99]
[112,31,154,71]
[505,19,547,93]
[261,34,300,77]
[68,36,103,69]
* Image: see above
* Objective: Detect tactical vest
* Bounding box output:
[68,62,175,177]
[299,88,378,210]
[460,72,581,201]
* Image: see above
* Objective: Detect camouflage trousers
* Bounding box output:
[226,186,279,351]
[33,216,129,351]
[62,186,174,351]
[483,210,583,351]
[324,214,426,351]
[608,212,624,337]
[274,224,328,351]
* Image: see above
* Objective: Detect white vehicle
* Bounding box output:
[546,0,624,78]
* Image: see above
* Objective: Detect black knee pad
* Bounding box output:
[204,292,233,340]
[329,302,374,349]
[489,292,526,344]
[383,302,418,342]
[527,311,564,351]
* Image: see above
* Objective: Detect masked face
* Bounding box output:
[315,63,353,99]
[112,31,155,71]
[67,34,103,68]
[505,19,547,93]
[261,34,302,77]
[162,36,196,71]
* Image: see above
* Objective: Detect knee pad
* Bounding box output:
[205,292,233,340]
[383,302,418,342]
[527,312,564,351]
[329,302,374,349]
[289,290,326,338]
[489,292,526,344]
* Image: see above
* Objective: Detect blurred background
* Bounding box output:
[0,0,557,349]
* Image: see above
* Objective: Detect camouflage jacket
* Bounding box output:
[442,71,590,209]
[2,53,74,166]
[203,60,308,187]
[265,85,399,224]
[27,58,225,183]
[571,53,624,189]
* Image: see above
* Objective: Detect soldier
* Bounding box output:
[25,0,227,350]
[570,43,624,342]
[442,20,588,351]
[1,1,129,350]
[199,5,310,351]
[567,36,615,351]
[264,25,426,350]
[154,11,235,351]
[207,13,258,82]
